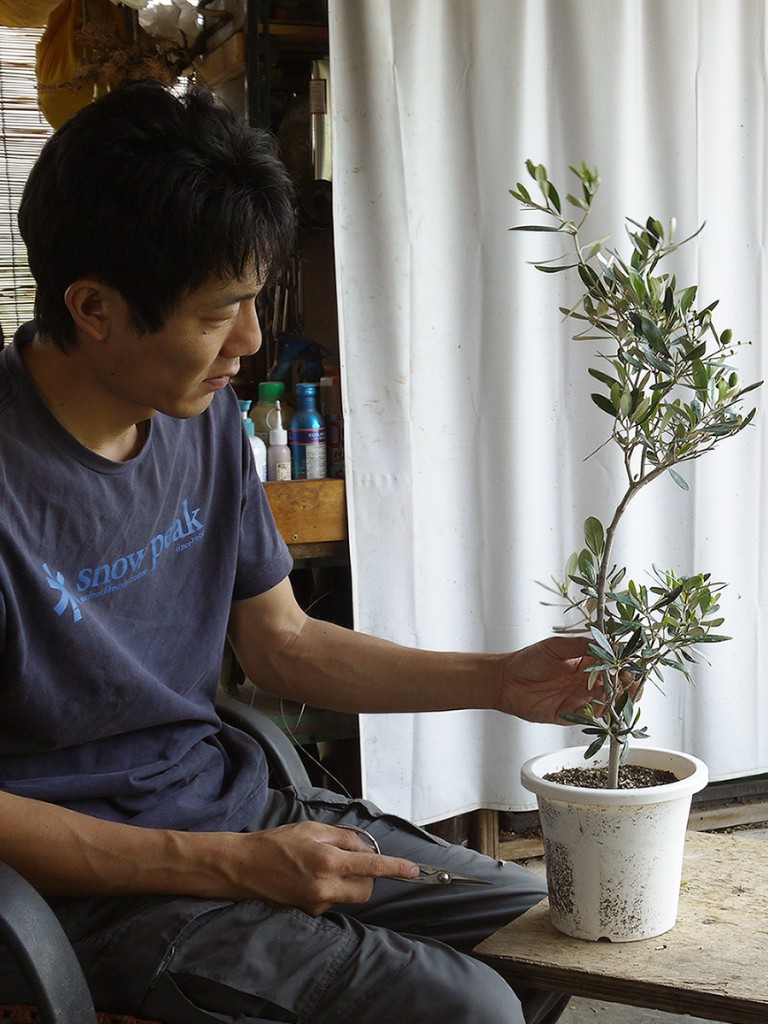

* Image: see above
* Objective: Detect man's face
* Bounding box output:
[97,271,265,421]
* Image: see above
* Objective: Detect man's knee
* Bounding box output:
[418,955,526,1024]
[325,932,526,1024]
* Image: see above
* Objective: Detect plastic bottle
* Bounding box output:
[289,382,326,479]
[250,381,295,446]
[238,399,267,481]
[319,374,345,478]
[267,401,292,482]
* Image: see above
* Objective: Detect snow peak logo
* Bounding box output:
[44,499,205,622]
[44,563,83,623]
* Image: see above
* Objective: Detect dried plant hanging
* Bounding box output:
[35,0,201,126]
[72,16,196,89]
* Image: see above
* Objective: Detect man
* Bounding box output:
[0,82,595,1023]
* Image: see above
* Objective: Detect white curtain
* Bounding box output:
[329,0,768,823]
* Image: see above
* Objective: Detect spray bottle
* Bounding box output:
[267,401,292,481]
[289,382,326,479]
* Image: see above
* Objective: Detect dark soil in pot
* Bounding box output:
[544,764,678,789]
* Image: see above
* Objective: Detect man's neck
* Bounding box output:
[20,334,149,462]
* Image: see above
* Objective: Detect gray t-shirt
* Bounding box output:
[0,338,293,831]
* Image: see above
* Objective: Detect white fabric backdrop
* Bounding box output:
[329,0,768,823]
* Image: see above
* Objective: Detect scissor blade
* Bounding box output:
[391,863,493,885]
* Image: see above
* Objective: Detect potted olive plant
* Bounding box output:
[509,161,761,941]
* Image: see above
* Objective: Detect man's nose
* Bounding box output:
[224,300,262,357]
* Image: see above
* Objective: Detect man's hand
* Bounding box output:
[497,636,600,724]
[219,822,420,915]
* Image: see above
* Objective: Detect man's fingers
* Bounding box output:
[304,824,419,881]
[318,824,376,854]
[357,853,420,881]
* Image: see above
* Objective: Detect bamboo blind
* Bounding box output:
[0,27,51,343]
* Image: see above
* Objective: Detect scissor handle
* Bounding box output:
[337,823,381,854]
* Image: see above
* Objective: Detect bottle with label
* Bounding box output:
[319,374,345,478]
[238,399,267,481]
[267,401,292,482]
[289,382,326,479]
[250,380,295,446]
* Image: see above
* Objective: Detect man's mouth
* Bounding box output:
[204,366,238,387]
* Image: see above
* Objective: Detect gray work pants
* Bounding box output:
[3,787,568,1024]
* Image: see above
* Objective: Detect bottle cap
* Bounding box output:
[258,380,286,402]
[268,401,288,445]
[237,399,251,415]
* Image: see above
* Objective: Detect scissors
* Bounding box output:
[338,824,493,886]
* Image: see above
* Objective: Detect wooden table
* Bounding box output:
[475,831,768,1022]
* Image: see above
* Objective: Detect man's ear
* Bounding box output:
[63,280,114,342]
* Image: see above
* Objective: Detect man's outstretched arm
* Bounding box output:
[227,577,597,723]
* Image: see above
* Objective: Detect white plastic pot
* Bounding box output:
[520,746,708,942]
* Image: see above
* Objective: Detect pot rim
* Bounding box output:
[521,745,709,806]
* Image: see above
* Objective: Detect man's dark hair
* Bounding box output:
[18,82,296,351]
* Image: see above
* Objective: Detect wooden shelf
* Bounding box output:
[265,478,347,548]
[198,21,328,87]
[198,31,246,87]
[268,22,328,45]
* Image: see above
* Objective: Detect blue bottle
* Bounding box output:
[290,383,327,479]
